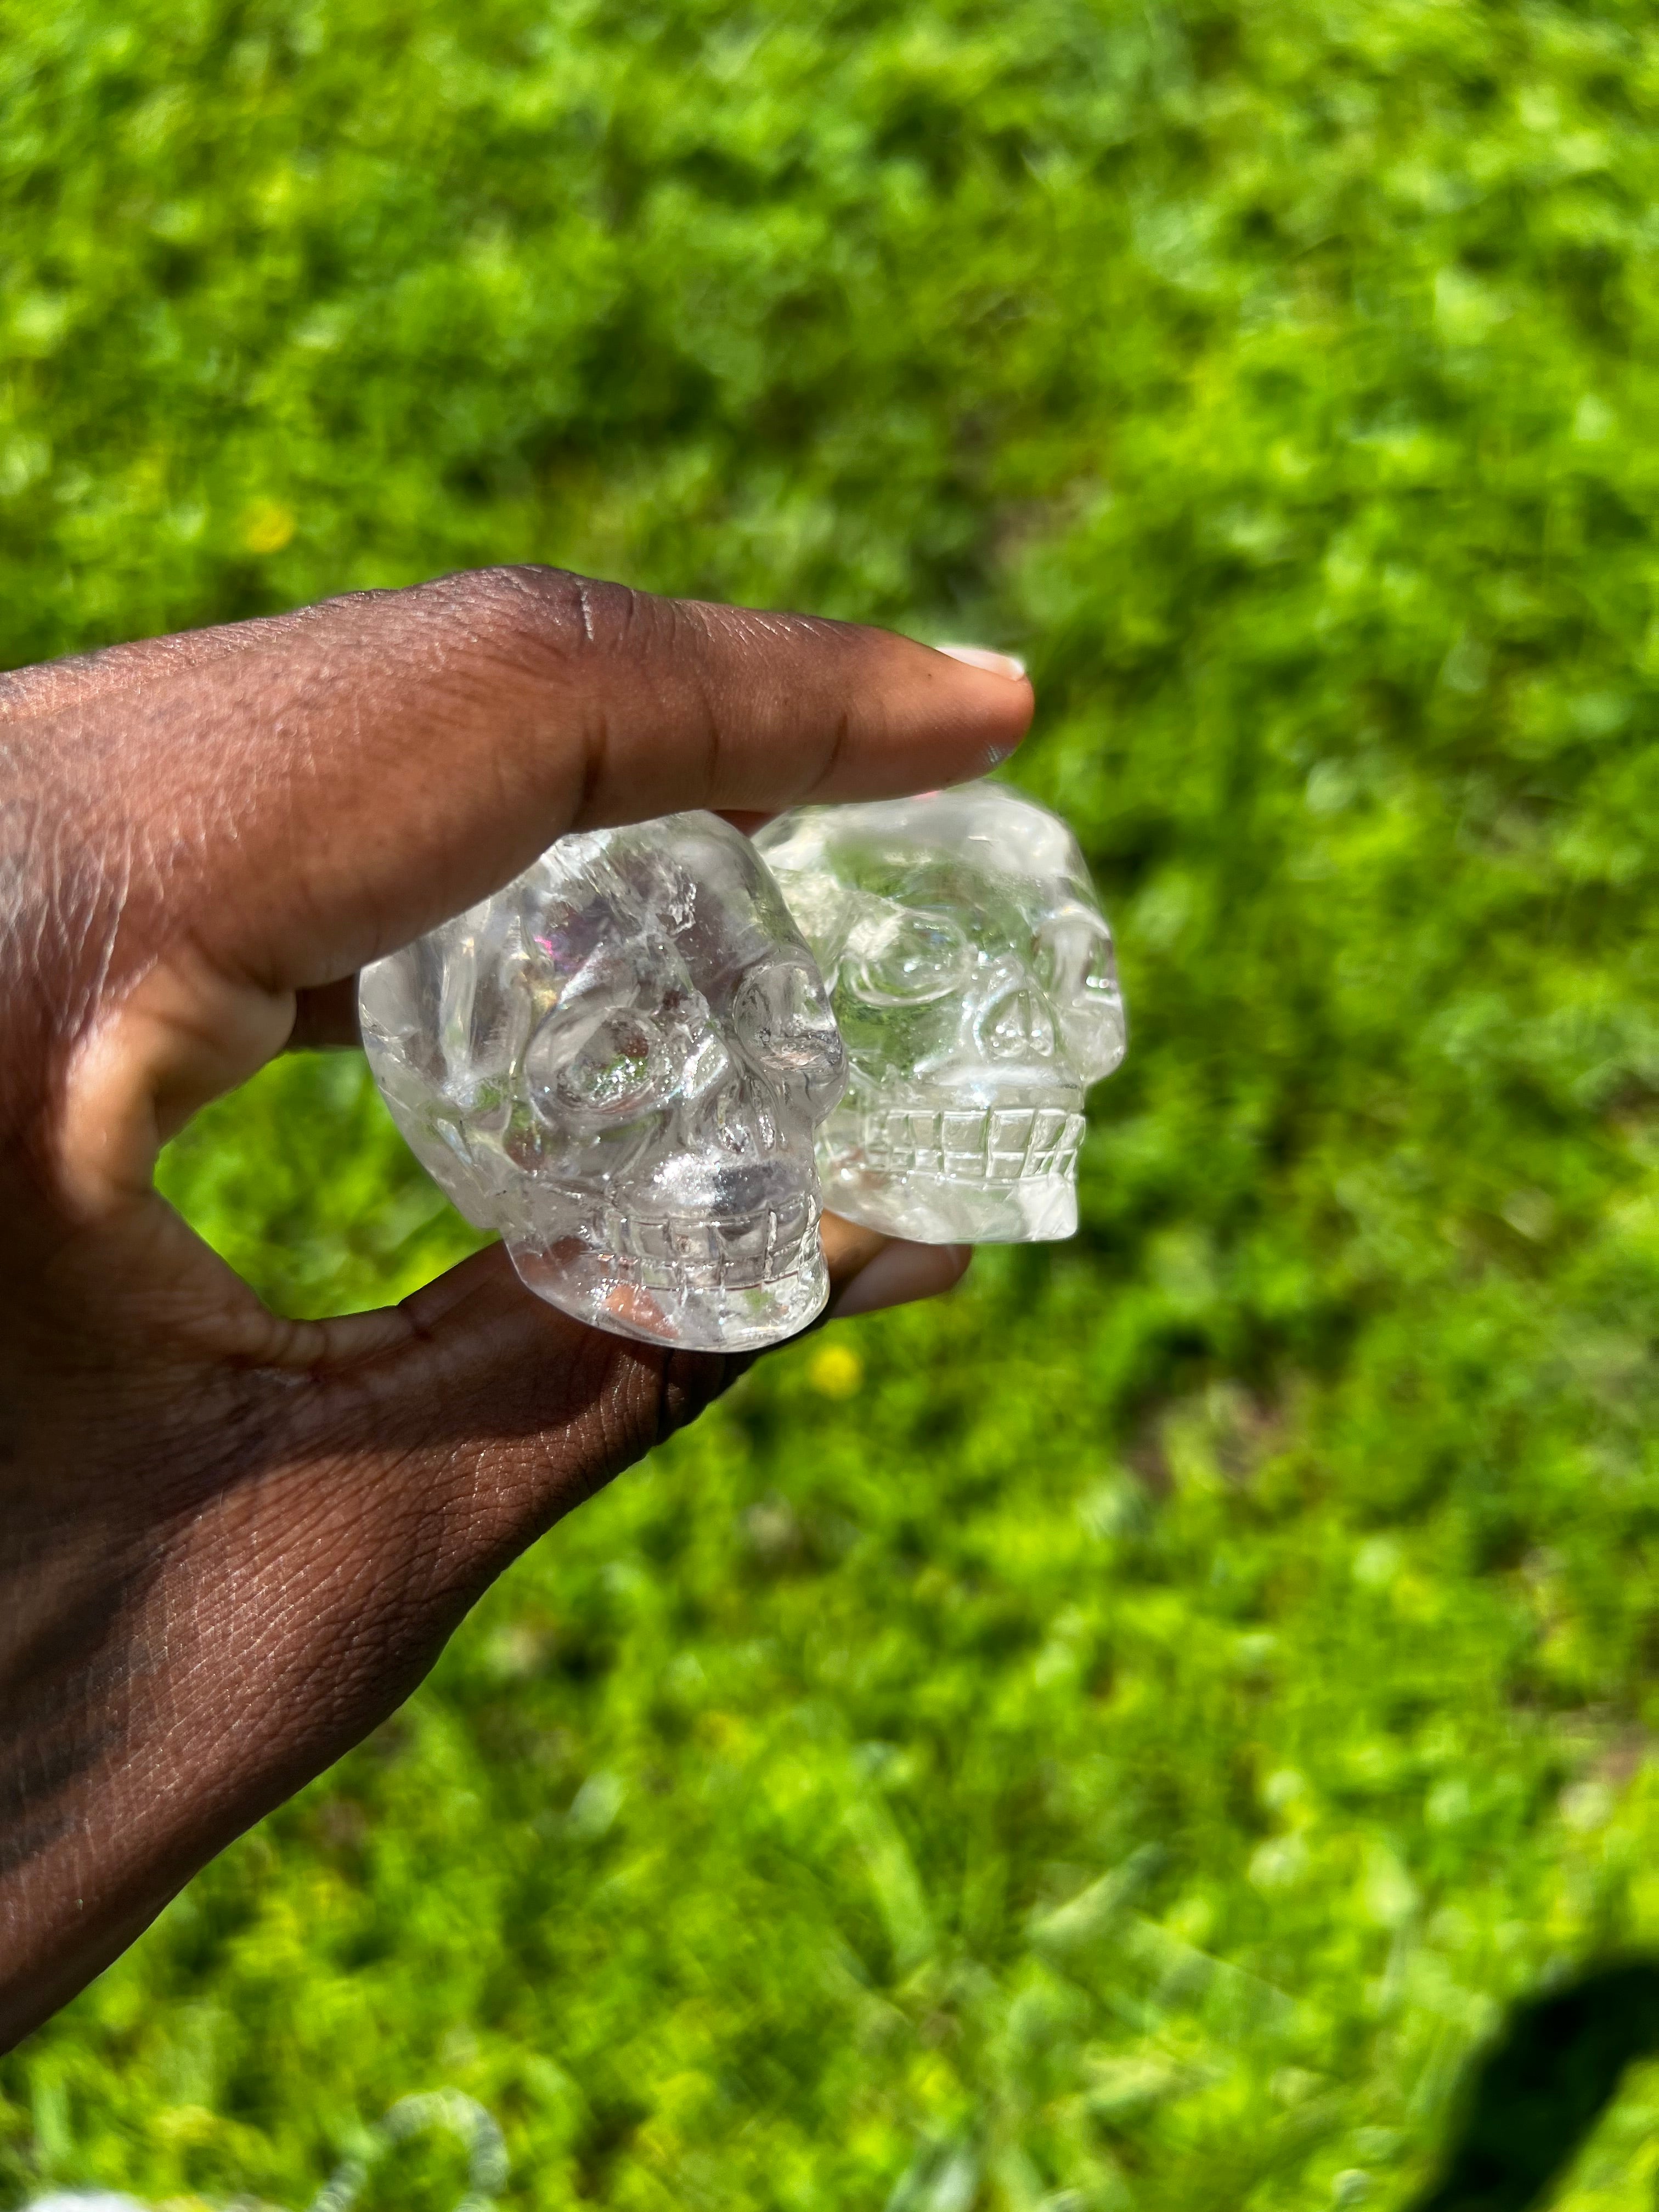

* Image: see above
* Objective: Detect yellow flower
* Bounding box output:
[807,1342,863,1399]
[241,499,296,554]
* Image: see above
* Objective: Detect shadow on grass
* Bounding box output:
[1413,1961,1659,2211]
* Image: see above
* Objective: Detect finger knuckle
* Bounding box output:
[433,565,665,677]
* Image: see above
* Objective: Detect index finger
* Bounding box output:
[15,566,1032,995]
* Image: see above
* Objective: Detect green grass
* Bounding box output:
[8,0,1659,2202]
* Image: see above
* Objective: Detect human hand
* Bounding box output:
[0,568,1031,2048]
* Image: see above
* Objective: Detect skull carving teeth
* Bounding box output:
[856,1105,1088,1185]
[757,785,1126,1243]
[360,811,847,1350]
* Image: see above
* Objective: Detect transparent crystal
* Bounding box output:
[360,812,846,1350]
[755,784,1125,1242]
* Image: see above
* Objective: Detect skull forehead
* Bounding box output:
[532,812,792,1001]
[517,844,661,985]
[759,787,1103,943]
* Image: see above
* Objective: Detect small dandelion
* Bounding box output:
[807,1342,863,1399]
[241,499,296,555]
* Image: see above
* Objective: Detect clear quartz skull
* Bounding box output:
[755,784,1126,1243]
[360,812,847,1351]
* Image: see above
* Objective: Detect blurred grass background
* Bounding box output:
[7,0,1659,2203]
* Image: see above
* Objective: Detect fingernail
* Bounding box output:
[828,1241,973,1320]
[936,642,1028,681]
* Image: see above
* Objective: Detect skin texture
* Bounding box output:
[0,566,1031,2051]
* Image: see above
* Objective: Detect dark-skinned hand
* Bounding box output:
[0,566,1032,2051]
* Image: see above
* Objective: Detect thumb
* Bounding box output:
[291,1215,969,1591]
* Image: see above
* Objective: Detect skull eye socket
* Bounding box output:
[847,911,972,1007]
[732,961,842,1077]
[525,1002,668,1125]
[1035,914,1127,1078]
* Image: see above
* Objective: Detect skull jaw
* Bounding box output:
[504,1197,830,1351]
[816,1099,1086,1244]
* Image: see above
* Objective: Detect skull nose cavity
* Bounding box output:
[712,1087,780,1158]
[975,981,1056,1062]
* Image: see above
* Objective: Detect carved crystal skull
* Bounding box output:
[360,812,846,1350]
[755,785,1125,1242]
